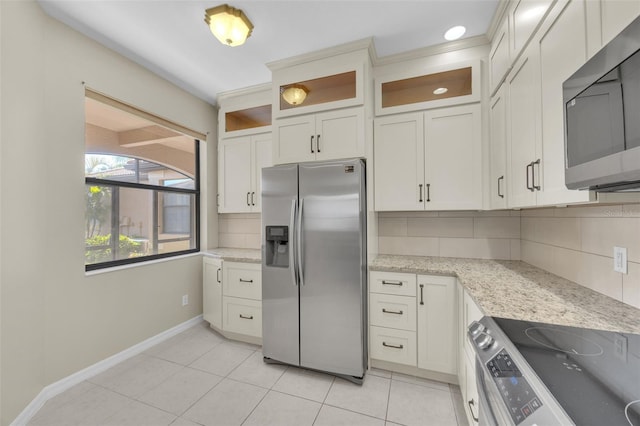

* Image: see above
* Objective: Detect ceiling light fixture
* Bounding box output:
[444,25,466,41]
[204,4,253,47]
[281,84,309,106]
[433,87,448,95]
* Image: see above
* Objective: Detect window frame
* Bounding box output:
[85,141,200,271]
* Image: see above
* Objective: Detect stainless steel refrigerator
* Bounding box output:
[261,159,367,383]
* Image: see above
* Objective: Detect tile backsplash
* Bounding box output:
[217,204,640,309]
[218,213,261,249]
[521,204,640,309]
[377,211,521,260]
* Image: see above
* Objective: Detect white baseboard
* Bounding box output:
[11,315,203,426]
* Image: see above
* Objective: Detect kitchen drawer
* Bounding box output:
[370,325,417,366]
[370,293,416,331]
[223,262,262,300]
[223,296,262,337]
[370,271,416,296]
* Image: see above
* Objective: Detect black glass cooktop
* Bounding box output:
[493,317,640,426]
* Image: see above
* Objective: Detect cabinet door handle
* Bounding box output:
[310,135,315,153]
[217,193,220,207]
[251,192,255,206]
[382,342,404,349]
[382,280,403,286]
[216,268,221,283]
[246,192,251,206]
[316,134,321,153]
[419,284,424,305]
[532,159,541,190]
[382,308,404,315]
[419,184,423,202]
[426,183,431,202]
[498,175,504,198]
[239,278,253,283]
[468,399,479,422]
[239,314,254,320]
[526,162,534,192]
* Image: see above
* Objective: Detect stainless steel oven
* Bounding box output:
[469,317,640,426]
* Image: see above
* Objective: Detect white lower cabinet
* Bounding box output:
[203,257,223,330]
[457,282,483,426]
[369,271,457,381]
[222,297,262,338]
[370,326,417,366]
[417,275,456,375]
[202,258,262,344]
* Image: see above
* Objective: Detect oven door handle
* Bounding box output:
[475,357,500,426]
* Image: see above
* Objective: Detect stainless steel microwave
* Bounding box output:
[563,15,640,192]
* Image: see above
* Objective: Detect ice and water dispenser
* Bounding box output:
[265,226,289,267]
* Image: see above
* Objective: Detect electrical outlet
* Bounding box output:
[613,247,628,274]
[614,334,627,362]
[182,294,189,306]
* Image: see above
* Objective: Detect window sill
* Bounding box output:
[85,252,202,276]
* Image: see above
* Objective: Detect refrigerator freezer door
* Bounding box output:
[262,164,300,367]
[298,159,366,378]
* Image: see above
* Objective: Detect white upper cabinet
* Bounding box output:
[424,105,483,211]
[509,0,554,58]
[600,0,640,46]
[506,46,541,209]
[492,0,640,209]
[375,60,481,116]
[374,113,424,211]
[218,85,272,138]
[489,85,508,209]
[375,104,482,211]
[218,133,272,213]
[490,19,512,95]
[535,0,594,206]
[217,86,273,213]
[268,40,372,165]
[273,107,365,165]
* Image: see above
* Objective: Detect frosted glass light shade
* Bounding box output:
[281,85,309,106]
[205,4,253,47]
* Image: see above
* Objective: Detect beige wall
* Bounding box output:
[521,204,640,310]
[218,213,261,249]
[0,2,217,424]
[377,211,521,260]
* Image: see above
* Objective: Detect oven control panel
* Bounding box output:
[487,350,543,425]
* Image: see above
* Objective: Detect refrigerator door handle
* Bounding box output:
[289,199,298,286]
[296,198,305,286]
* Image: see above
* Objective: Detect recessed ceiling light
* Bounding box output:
[433,87,448,95]
[444,26,466,41]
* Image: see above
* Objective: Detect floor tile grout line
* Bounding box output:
[177,372,229,421]
[321,401,390,423]
[384,375,392,423]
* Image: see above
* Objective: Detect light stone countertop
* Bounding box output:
[370,255,640,334]
[202,248,261,263]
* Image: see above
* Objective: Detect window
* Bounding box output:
[85,93,200,270]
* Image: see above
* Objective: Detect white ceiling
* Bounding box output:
[38,0,500,106]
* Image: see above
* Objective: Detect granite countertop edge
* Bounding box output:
[370,254,640,334]
[202,248,261,264]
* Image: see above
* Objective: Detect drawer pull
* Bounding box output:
[239,314,254,320]
[239,278,254,283]
[382,342,404,349]
[382,308,403,315]
[381,280,403,286]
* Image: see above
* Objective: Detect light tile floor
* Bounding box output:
[28,322,467,426]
